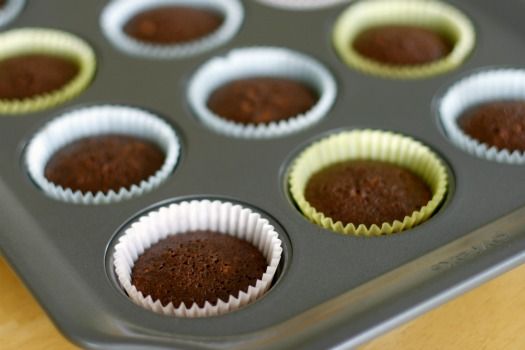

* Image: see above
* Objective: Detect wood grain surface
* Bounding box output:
[1,257,524,350]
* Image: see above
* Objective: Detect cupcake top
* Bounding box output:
[458,101,525,153]
[0,28,95,114]
[438,69,525,164]
[123,5,223,45]
[0,54,79,100]
[353,25,452,66]
[207,77,318,125]
[44,134,166,193]
[131,230,268,308]
[289,130,448,235]
[304,160,432,226]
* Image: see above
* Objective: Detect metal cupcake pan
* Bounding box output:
[1,0,525,349]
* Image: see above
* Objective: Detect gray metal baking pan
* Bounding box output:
[1,0,525,349]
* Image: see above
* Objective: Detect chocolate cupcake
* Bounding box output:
[101,0,243,59]
[0,28,95,114]
[352,25,452,66]
[0,54,79,100]
[0,0,25,28]
[333,0,474,79]
[44,134,166,193]
[289,130,448,235]
[188,47,336,138]
[113,200,283,317]
[25,105,180,204]
[123,6,223,44]
[304,160,432,227]
[439,69,525,164]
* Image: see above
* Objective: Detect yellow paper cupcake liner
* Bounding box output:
[332,0,475,79]
[0,28,96,115]
[289,130,448,236]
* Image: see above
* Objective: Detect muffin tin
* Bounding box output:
[1,0,525,349]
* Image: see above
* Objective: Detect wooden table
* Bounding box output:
[1,257,525,350]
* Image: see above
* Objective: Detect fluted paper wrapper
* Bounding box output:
[333,0,475,79]
[188,47,337,138]
[289,130,448,236]
[439,68,525,164]
[255,0,350,11]
[25,105,180,205]
[0,0,25,28]
[0,28,95,114]
[113,199,283,317]
[101,0,243,59]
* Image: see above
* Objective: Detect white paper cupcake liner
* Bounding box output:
[100,0,243,59]
[255,0,350,11]
[0,0,25,28]
[25,105,180,204]
[187,47,337,138]
[439,68,525,164]
[113,199,283,317]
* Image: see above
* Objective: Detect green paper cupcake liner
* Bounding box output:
[0,28,96,114]
[332,0,475,79]
[289,129,448,236]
